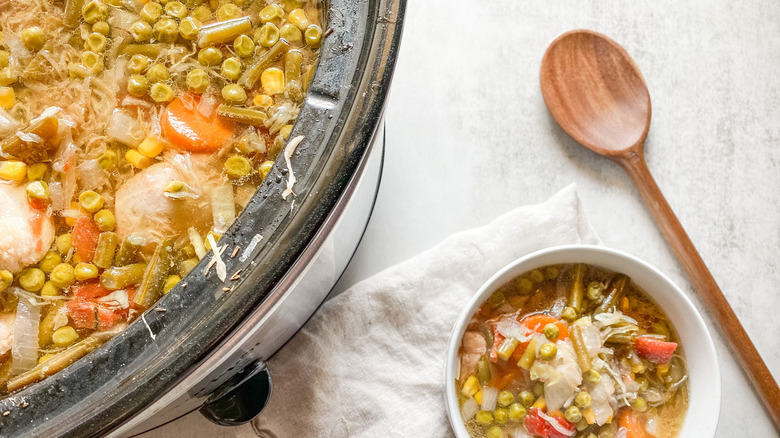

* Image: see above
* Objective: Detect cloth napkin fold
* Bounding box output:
[245,184,599,438]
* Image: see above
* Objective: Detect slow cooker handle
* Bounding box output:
[199,360,273,426]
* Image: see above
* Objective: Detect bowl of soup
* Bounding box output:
[445,244,720,438]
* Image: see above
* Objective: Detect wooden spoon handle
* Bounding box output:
[618,150,780,430]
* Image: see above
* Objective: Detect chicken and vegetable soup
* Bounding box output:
[0,0,323,394]
[457,264,688,438]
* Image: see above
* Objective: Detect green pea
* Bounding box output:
[21,27,45,52]
[81,51,104,74]
[539,342,558,361]
[198,47,222,66]
[543,323,559,341]
[584,369,601,384]
[529,269,544,282]
[0,271,11,293]
[279,23,301,44]
[562,306,578,322]
[153,17,179,43]
[27,163,47,181]
[92,21,110,35]
[221,56,241,81]
[19,268,45,292]
[56,234,72,255]
[179,16,202,41]
[191,5,212,22]
[146,63,170,82]
[164,1,188,19]
[636,376,649,392]
[141,2,163,23]
[79,190,104,212]
[587,281,604,300]
[126,74,148,97]
[127,54,150,74]
[507,402,527,421]
[216,3,241,21]
[94,209,116,231]
[575,391,592,409]
[304,24,322,48]
[130,20,153,43]
[519,390,535,407]
[186,68,210,93]
[82,0,108,24]
[631,396,648,412]
[565,406,582,423]
[224,154,251,178]
[254,23,279,48]
[544,266,559,279]
[150,82,174,103]
[258,160,273,180]
[0,51,9,69]
[258,4,284,24]
[39,252,62,274]
[96,150,118,170]
[232,34,255,58]
[163,274,181,294]
[532,382,544,397]
[486,426,504,438]
[221,84,246,104]
[516,277,533,294]
[85,32,107,52]
[475,410,493,425]
[497,390,514,407]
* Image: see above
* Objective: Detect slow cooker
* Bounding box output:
[0,0,406,435]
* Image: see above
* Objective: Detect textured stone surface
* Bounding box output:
[143,1,779,436]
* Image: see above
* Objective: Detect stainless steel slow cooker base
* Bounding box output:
[112,127,385,437]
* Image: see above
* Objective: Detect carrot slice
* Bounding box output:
[71,282,111,300]
[72,215,100,261]
[160,96,235,152]
[618,408,651,438]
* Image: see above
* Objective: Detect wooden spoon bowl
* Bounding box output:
[540,29,780,430]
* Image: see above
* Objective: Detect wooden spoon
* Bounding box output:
[540,29,780,429]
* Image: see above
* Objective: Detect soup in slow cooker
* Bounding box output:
[456,264,688,438]
[0,0,322,394]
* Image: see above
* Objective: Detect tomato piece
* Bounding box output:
[72,215,100,261]
[634,336,677,364]
[161,96,235,152]
[523,408,575,438]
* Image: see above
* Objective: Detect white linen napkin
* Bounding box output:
[244,184,599,437]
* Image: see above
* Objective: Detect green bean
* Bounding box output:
[93,232,117,269]
[284,49,302,86]
[596,274,628,314]
[570,325,592,373]
[216,104,268,126]
[133,238,175,309]
[238,39,290,88]
[64,0,86,28]
[39,301,65,348]
[1,115,59,163]
[100,263,147,290]
[7,330,115,392]
[120,43,164,58]
[197,16,252,47]
[517,338,537,370]
[115,233,145,266]
[302,64,315,93]
[476,354,491,385]
[568,263,585,312]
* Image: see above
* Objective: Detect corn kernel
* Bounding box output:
[40,281,60,297]
[138,136,165,158]
[260,67,285,95]
[0,161,27,182]
[474,390,483,405]
[532,396,546,410]
[0,86,14,109]
[52,326,79,347]
[253,93,273,108]
[279,124,293,140]
[163,274,181,294]
[126,149,153,169]
[461,375,479,397]
[287,9,310,30]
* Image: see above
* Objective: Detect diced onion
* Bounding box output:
[188,227,207,260]
[11,290,41,375]
[107,109,145,147]
[0,108,19,137]
[480,386,498,411]
[460,397,478,421]
[211,184,235,234]
[77,159,109,191]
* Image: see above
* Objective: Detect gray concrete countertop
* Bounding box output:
[143,1,779,436]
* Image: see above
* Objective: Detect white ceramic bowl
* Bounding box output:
[445,244,720,437]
